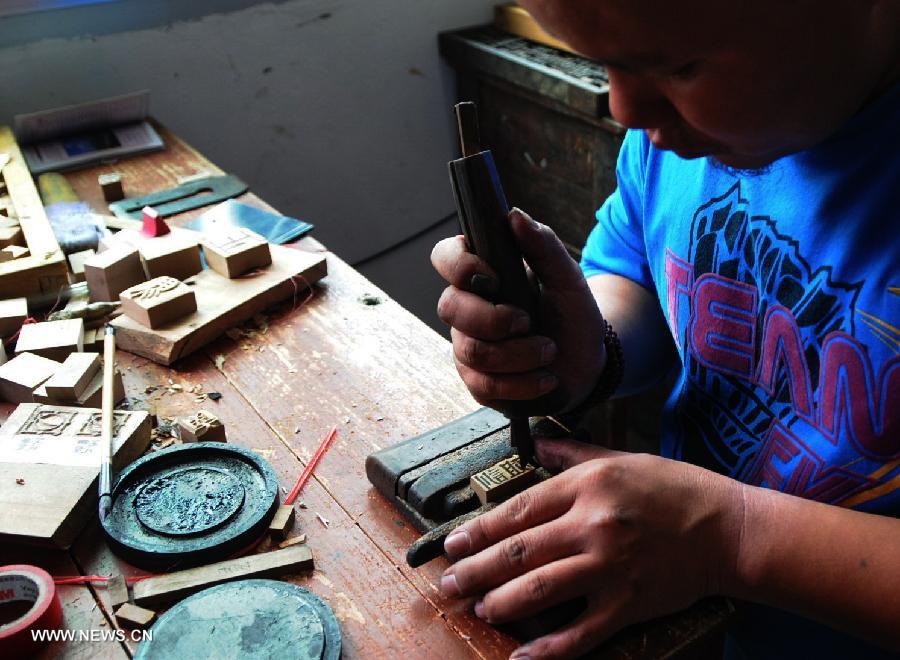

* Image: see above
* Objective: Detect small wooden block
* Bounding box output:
[33,367,124,407]
[0,352,60,403]
[15,319,84,361]
[82,327,104,352]
[114,603,156,630]
[120,276,197,329]
[107,574,129,609]
[43,352,101,401]
[67,249,96,283]
[177,409,226,443]
[268,503,295,541]
[98,172,125,202]
[470,457,537,505]
[133,543,314,609]
[0,225,23,249]
[140,233,202,281]
[201,228,272,279]
[84,245,147,302]
[0,297,27,337]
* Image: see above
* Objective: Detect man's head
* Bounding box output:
[520,0,899,168]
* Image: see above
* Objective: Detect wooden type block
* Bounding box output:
[82,327,104,352]
[115,603,156,630]
[201,227,272,279]
[0,404,151,547]
[84,245,146,302]
[177,409,226,443]
[43,352,100,401]
[67,249,95,282]
[98,172,125,202]
[0,225,23,248]
[470,457,537,505]
[140,233,201,281]
[268,503,296,541]
[0,352,60,403]
[15,318,84,361]
[133,544,314,609]
[120,276,197,329]
[0,297,27,337]
[35,368,125,407]
[107,574,129,609]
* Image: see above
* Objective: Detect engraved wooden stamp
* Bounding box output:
[119,276,197,329]
[177,410,226,443]
[470,457,537,505]
[201,228,272,279]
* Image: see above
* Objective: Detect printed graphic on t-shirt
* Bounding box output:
[664,183,899,508]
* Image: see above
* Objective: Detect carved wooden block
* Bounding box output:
[268,503,296,541]
[0,297,27,337]
[43,352,101,401]
[201,228,272,279]
[107,574,130,609]
[140,233,202,281]
[67,249,95,283]
[0,352,59,403]
[0,245,28,262]
[120,276,197,329]
[98,172,125,202]
[177,410,226,443]
[15,318,84,361]
[470,457,537,505]
[84,245,147,302]
[0,404,151,547]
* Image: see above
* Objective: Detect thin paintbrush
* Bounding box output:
[98,325,116,524]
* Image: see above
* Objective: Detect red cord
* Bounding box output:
[284,426,337,505]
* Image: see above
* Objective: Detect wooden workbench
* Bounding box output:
[0,127,729,659]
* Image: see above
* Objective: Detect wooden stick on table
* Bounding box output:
[98,325,116,524]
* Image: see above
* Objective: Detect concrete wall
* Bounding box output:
[0,0,493,333]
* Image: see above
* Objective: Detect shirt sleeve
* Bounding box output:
[580,129,654,290]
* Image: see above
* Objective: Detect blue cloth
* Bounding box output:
[581,83,900,657]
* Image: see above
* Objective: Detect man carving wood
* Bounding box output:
[431,1,900,658]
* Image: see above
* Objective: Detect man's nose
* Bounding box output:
[607,69,677,129]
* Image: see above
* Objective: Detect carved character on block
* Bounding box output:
[470,457,537,504]
[120,276,197,329]
[201,228,272,279]
[178,410,226,443]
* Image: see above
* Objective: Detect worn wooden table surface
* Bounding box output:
[0,127,728,659]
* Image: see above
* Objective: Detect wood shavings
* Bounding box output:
[374,415,384,422]
[214,354,227,370]
[278,534,307,549]
[343,416,350,424]
[15,478,25,485]
[225,328,243,341]
[316,513,330,528]
[298,501,308,509]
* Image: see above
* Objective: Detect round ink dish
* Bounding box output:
[134,580,341,660]
[102,443,279,570]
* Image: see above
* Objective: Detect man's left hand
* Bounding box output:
[439,438,746,659]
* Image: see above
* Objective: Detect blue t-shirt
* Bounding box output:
[581,84,899,658]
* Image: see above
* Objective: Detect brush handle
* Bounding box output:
[98,325,116,522]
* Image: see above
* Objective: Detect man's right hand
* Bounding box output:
[430,208,607,415]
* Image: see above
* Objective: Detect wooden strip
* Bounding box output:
[133,544,314,609]
[0,127,68,297]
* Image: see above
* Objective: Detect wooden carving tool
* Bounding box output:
[448,102,539,467]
